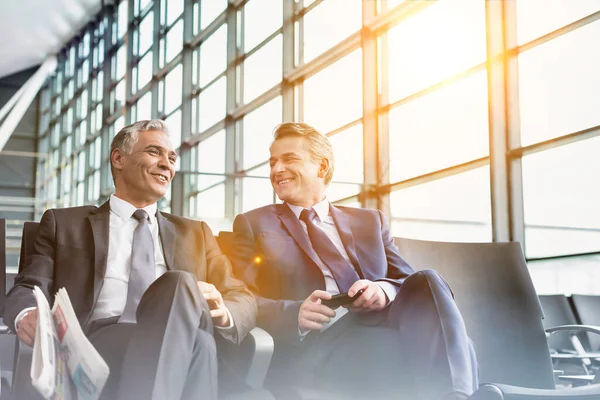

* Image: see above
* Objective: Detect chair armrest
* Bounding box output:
[218,327,274,390]
[11,337,33,398]
[471,382,600,399]
[546,325,600,336]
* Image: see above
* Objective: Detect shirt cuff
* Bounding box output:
[376,281,400,304]
[298,326,311,341]
[14,307,37,333]
[214,307,235,331]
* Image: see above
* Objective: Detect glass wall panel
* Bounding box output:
[194,129,226,190]
[195,184,226,218]
[197,76,226,133]
[388,71,489,182]
[386,0,486,102]
[390,167,492,242]
[523,137,600,258]
[164,64,183,114]
[244,0,282,52]
[518,20,600,146]
[303,0,362,63]
[516,0,600,44]
[242,96,282,170]
[200,0,227,30]
[243,35,282,102]
[304,49,362,133]
[242,177,273,212]
[198,24,227,88]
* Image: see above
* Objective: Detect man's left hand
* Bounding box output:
[347,280,387,312]
[197,281,230,327]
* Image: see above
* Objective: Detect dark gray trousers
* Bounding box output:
[271,269,478,400]
[86,270,217,400]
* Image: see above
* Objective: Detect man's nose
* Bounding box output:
[271,161,285,174]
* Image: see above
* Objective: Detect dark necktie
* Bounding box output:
[119,209,156,323]
[299,208,360,293]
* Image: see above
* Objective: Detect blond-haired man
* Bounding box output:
[229,122,477,400]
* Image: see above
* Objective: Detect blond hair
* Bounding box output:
[272,122,334,184]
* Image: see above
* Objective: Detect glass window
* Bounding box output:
[114,46,127,80]
[166,110,182,149]
[518,21,600,146]
[243,35,282,102]
[304,49,362,134]
[244,0,282,52]
[303,0,362,63]
[163,20,184,66]
[195,130,226,190]
[198,24,227,88]
[242,96,282,170]
[197,76,226,133]
[329,123,363,185]
[243,177,273,212]
[136,92,153,121]
[516,0,600,44]
[117,0,129,41]
[201,0,227,30]
[523,137,600,258]
[388,71,489,182]
[386,0,486,102]
[137,50,153,91]
[138,11,154,56]
[390,166,492,242]
[164,64,183,114]
[163,0,183,26]
[195,184,225,219]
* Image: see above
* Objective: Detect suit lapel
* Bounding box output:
[157,211,176,270]
[329,204,363,278]
[88,201,110,304]
[276,204,323,268]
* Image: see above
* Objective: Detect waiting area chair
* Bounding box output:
[7,221,275,400]
[571,295,600,352]
[394,237,600,399]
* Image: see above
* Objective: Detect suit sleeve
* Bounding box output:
[374,210,414,288]
[200,221,257,344]
[3,209,57,332]
[231,214,303,345]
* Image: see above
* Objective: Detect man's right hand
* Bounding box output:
[16,308,38,347]
[298,290,336,332]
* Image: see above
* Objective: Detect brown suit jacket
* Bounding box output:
[4,201,256,344]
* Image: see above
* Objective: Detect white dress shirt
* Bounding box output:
[287,198,399,334]
[16,194,233,331]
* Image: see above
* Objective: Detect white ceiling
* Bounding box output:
[0,0,106,79]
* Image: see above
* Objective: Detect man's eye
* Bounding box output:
[169,157,177,164]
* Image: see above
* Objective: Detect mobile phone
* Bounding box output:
[321,288,365,309]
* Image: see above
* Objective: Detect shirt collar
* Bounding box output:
[110,194,158,224]
[286,197,330,222]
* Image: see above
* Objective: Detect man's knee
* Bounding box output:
[402,269,451,295]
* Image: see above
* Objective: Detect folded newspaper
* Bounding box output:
[30,286,110,400]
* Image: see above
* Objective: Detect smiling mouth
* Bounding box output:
[277,178,294,186]
[152,174,169,183]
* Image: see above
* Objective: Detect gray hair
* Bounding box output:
[110,119,170,178]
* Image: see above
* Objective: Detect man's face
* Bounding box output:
[113,130,177,207]
[269,135,327,208]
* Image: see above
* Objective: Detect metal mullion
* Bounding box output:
[282,0,294,123]
[174,0,194,216]
[238,28,281,62]
[293,0,324,20]
[186,120,226,147]
[194,70,226,93]
[515,10,600,56]
[366,0,435,36]
[504,0,526,248]
[225,5,239,218]
[189,9,227,48]
[509,124,600,158]
[148,0,161,121]
[380,157,490,195]
[230,84,281,120]
[362,0,380,212]
[284,30,360,84]
[486,0,511,243]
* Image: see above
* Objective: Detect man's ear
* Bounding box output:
[318,158,330,179]
[111,148,124,172]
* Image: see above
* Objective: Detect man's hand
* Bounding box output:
[17,308,38,347]
[298,290,336,332]
[197,281,230,327]
[348,280,387,312]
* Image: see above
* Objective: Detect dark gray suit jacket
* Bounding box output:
[4,201,257,344]
[229,203,414,345]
